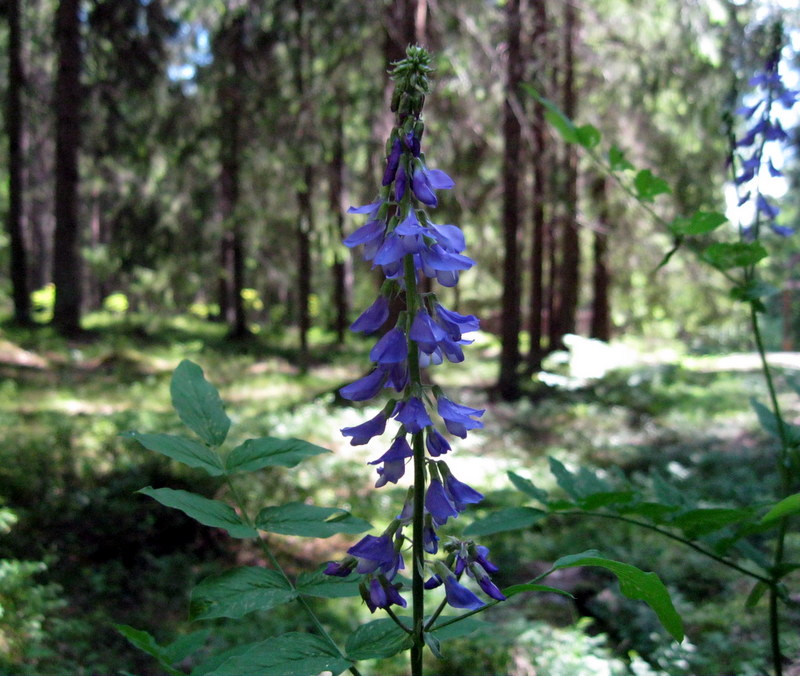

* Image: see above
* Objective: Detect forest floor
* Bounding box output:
[1,314,799,675]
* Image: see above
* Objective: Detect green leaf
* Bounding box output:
[162,630,211,663]
[430,617,489,640]
[507,471,549,505]
[579,491,636,510]
[191,644,253,676]
[296,567,362,599]
[122,432,225,476]
[669,211,727,236]
[226,437,329,474]
[424,631,443,659]
[609,145,634,171]
[576,124,601,149]
[616,501,680,523]
[549,456,617,502]
[502,583,574,600]
[115,625,184,676]
[171,360,230,447]
[633,169,671,201]
[207,633,351,676]
[255,502,371,538]
[761,493,800,524]
[345,619,412,660]
[730,281,779,309]
[551,551,684,642]
[190,567,297,620]
[745,581,768,609]
[138,487,257,539]
[521,85,579,144]
[463,507,546,536]
[752,399,800,447]
[702,241,768,270]
[670,507,754,538]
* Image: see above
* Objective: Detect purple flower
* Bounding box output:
[341,412,387,446]
[395,164,408,202]
[393,396,432,433]
[475,573,506,602]
[411,164,455,207]
[343,219,385,248]
[442,575,484,610]
[348,534,397,576]
[340,369,386,401]
[425,428,451,457]
[382,138,403,186]
[474,545,500,574]
[369,436,413,487]
[409,310,447,354]
[757,194,780,220]
[443,470,484,511]
[425,478,459,526]
[370,328,407,365]
[383,360,409,391]
[434,304,479,339]
[351,295,390,334]
[423,516,439,554]
[364,577,407,613]
[437,397,485,438]
[324,559,355,577]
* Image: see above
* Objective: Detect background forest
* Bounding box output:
[1,0,800,674]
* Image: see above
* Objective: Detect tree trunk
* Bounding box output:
[498,0,523,401]
[526,0,548,371]
[297,165,313,365]
[550,0,580,348]
[6,0,31,325]
[590,175,611,341]
[52,0,82,335]
[216,16,248,338]
[329,107,351,345]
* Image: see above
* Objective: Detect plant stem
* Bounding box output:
[404,253,426,676]
[224,477,363,676]
[750,302,790,676]
[559,510,773,585]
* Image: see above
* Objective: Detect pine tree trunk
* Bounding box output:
[498,0,523,401]
[297,165,313,364]
[526,0,548,372]
[6,0,31,325]
[216,16,248,338]
[330,108,350,345]
[551,0,580,348]
[52,0,82,335]
[590,175,611,341]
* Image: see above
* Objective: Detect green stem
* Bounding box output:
[224,477,363,676]
[750,303,790,676]
[559,510,773,585]
[424,598,448,631]
[404,253,426,676]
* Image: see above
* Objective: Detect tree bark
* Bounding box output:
[590,175,611,341]
[526,0,548,371]
[215,15,248,338]
[329,107,351,345]
[551,0,580,348]
[498,0,523,400]
[6,0,31,325]
[52,0,82,335]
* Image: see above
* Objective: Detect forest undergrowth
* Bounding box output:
[0,313,798,675]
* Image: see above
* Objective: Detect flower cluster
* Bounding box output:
[733,36,798,238]
[325,46,503,615]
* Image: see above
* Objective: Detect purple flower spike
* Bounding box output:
[351,295,390,334]
[442,575,484,610]
[341,412,387,446]
[425,478,459,526]
[370,328,407,365]
[340,369,386,402]
[394,396,433,433]
[437,397,485,438]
